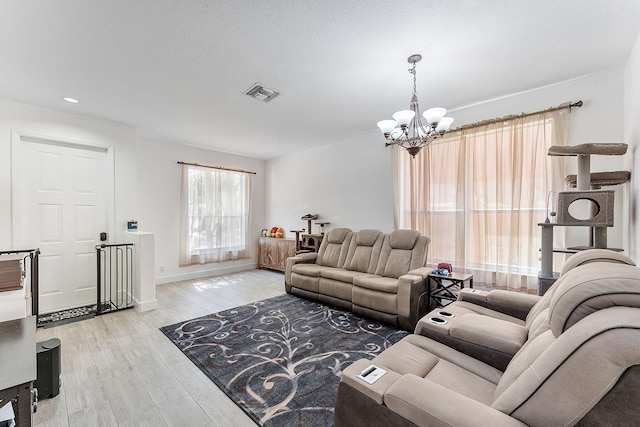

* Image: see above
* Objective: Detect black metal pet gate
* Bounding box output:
[1,243,136,327]
[95,243,135,315]
[0,248,40,316]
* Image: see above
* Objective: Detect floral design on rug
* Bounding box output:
[161,294,408,427]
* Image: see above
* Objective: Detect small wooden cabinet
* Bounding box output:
[258,238,296,272]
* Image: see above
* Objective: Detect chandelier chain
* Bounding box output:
[410,63,417,95]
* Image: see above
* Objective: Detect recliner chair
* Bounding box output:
[334,261,640,427]
[414,249,636,370]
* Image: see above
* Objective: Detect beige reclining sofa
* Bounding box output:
[415,249,636,370]
[285,228,431,330]
[334,258,640,427]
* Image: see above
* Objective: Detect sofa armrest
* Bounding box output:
[407,266,432,280]
[457,288,491,302]
[487,290,541,309]
[449,313,527,355]
[284,253,317,289]
[457,288,541,321]
[385,375,527,427]
[397,273,429,331]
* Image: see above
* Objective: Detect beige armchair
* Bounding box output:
[415,249,636,370]
[334,261,640,427]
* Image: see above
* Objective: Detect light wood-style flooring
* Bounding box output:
[33,269,286,427]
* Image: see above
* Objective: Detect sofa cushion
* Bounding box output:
[373,336,496,405]
[373,338,439,377]
[290,272,320,293]
[548,262,640,336]
[316,228,352,268]
[320,268,364,283]
[353,287,397,315]
[327,227,352,243]
[353,275,398,293]
[450,314,528,356]
[375,231,429,279]
[343,229,384,274]
[355,229,383,246]
[389,229,420,250]
[558,248,635,276]
[318,277,353,301]
[291,263,325,277]
[381,249,412,279]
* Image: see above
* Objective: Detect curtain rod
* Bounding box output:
[451,100,583,132]
[177,161,256,175]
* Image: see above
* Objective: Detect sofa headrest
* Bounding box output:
[549,262,640,337]
[559,249,636,276]
[355,229,383,246]
[327,227,352,244]
[389,229,420,250]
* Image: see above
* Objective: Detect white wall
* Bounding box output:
[266,69,628,252]
[266,133,394,236]
[137,137,266,284]
[625,31,640,260]
[0,99,138,320]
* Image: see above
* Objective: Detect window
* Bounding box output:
[393,109,569,292]
[179,164,251,265]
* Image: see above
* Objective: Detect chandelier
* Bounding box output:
[377,54,454,157]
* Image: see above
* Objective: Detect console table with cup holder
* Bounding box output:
[427,272,474,311]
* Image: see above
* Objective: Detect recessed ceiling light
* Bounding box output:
[61,96,80,104]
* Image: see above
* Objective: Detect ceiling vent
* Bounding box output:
[244,83,280,102]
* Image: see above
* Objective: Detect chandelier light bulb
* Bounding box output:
[436,117,455,133]
[392,110,415,127]
[377,120,397,136]
[423,108,447,126]
[377,54,454,157]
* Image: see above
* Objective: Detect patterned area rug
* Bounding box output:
[160,294,408,427]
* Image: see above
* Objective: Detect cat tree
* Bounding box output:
[538,143,630,294]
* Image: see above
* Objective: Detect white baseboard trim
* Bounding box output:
[134,297,158,312]
[155,261,258,285]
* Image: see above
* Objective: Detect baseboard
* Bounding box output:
[155,261,258,285]
[134,297,158,312]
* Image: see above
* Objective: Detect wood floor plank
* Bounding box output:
[34,269,286,427]
[61,342,96,374]
[63,366,109,415]
[147,379,210,427]
[166,359,220,401]
[129,353,176,392]
[68,401,117,427]
[33,386,70,427]
[118,408,168,427]
[197,388,258,427]
[101,372,155,423]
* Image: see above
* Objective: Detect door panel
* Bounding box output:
[13,135,109,313]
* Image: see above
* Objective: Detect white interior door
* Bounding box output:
[12,135,110,314]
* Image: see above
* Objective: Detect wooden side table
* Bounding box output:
[257,238,297,272]
[0,316,36,427]
[427,272,473,311]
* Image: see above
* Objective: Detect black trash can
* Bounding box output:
[35,338,61,399]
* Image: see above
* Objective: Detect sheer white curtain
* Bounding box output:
[393,108,570,293]
[179,164,251,266]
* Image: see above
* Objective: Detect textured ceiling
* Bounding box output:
[1,0,639,159]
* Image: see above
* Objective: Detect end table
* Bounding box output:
[427,272,473,311]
